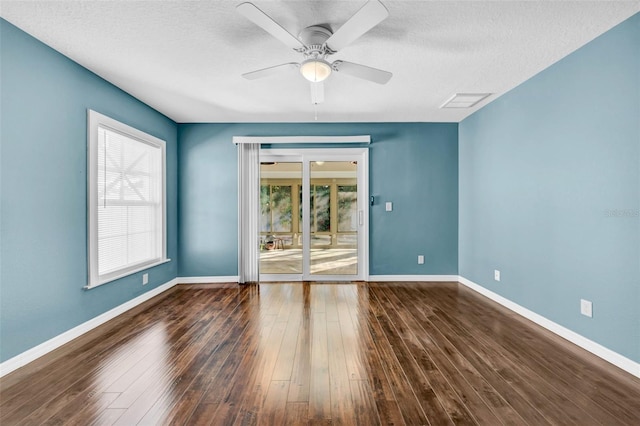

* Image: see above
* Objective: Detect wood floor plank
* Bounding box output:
[420,284,637,425]
[310,284,326,314]
[2,289,212,425]
[233,320,289,425]
[324,284,340,321]
[336,285,367,381]
[116,323,235,424]
[89,408,125,426]
[110,292,243,425]
[401,284,586,423]
[130,292,242,424]
[0,321,160,421]
[396,290,553,425]
[342,287,405,426]
[349,379,382,426]
[2,282,639,426]
[257,381,290,426]
[275,285,300,322]
[387,285,542,423]
[287,285,312,403]
[455,288,640,420]
[101,288,232,397]
[108,296,224,408]
[186,403,220,426]
[202,307,281,425]
[15,375,104,426]
[271,305,303,381]
[404,286,577,425]
[372,287,485,425]
[201,310,277,424]
[420,284,628,424]
[364,295,431,425]
[0,286,181,394]
[369,288,459,426]
[43,392,120,426]
[308,312,331,423]
[326,319,357,425]
[157,289,255,424]
[283,402,309,425]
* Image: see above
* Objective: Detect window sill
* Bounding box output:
[85,258,172,290]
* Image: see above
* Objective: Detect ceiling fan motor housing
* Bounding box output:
[298,26,334,57]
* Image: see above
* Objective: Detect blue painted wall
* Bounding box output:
[459,14,639,362]
[0,19,179,362]
[178,123,458,277]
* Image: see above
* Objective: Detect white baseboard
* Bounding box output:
[458,276,640,379]
[368,275,459,282]
[180,275,459,284]
[0,278,178,378]
[177,276,239,284]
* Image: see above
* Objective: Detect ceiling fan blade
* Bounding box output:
[237,2,306,50]
[242,63,299,80]
[333,60,392,84]
[310,82,325,105]
[324,0,388,52]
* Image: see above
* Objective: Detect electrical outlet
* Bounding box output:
[580,299,593,318]
[494,269,501,281]
[142,273,149,285]
[418,255,424,265]
[385,202,393,212]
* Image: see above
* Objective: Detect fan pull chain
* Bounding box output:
[314,102,318,121]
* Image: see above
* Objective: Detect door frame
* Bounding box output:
[259,148,369,282]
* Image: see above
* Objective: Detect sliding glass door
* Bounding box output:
[308,161,359,277]
[259,161,303,276]
[259,149,368,281]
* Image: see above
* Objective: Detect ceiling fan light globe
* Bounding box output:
[300,59,332,82]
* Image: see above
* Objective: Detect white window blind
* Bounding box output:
[237,143,260,284]
[87,110,167,288]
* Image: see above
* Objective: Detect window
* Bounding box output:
[260,184,293,233]
[259,177,357,249]
[260,183,296,247]
[87,110,168,288]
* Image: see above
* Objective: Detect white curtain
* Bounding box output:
[237,143,260,283]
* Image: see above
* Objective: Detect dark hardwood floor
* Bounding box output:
[1,282,639,425]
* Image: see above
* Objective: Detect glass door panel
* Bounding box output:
[259,149,368,282]
[259,162,302,275]
[309,161,358,276]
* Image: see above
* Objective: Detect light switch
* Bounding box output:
[385,202,393,212]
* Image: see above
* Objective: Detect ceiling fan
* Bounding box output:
[237,0,393,105]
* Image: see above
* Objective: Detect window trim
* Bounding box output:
[86,110,168,289]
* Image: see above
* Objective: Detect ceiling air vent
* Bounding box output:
[440,93,491,108]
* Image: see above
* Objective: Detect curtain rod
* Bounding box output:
[233,135,370,144]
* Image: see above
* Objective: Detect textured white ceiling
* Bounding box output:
[1,1,639,123]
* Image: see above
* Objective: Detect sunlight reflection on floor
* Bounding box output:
[260,248,357,275]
